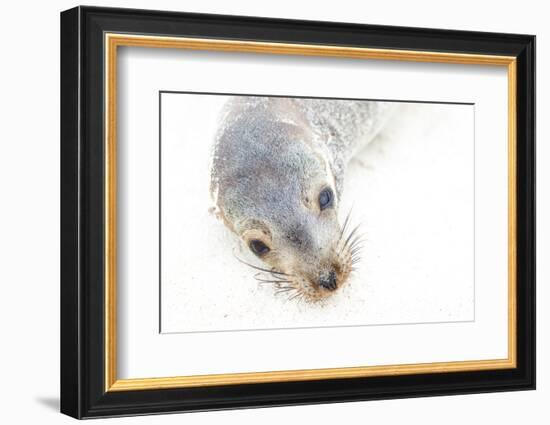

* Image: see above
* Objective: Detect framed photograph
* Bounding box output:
[60,6,535,419]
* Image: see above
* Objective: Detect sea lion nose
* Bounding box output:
[318,270,337,291]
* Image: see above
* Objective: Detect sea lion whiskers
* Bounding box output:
[338,208,354,244]
[253,273,293,285]
[339,223,362,255]
[234,254,292,278]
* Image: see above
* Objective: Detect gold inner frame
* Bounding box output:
[104,33,517,392]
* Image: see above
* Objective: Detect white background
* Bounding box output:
[0,0,546,424]
[161,96,476,333]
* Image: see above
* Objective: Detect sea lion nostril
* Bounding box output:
[319,271,337,291]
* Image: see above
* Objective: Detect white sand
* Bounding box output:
[160,94,474,333]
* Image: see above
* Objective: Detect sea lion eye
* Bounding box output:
[318,188,333,210]
[249,239,270,256]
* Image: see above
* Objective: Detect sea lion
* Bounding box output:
[210,96,395,302]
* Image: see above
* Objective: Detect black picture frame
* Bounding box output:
[60,5,535,419]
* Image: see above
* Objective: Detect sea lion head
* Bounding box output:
[211,100,359,302]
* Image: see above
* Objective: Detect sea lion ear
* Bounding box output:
[208,205,222,220]
[210,204,238,234]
